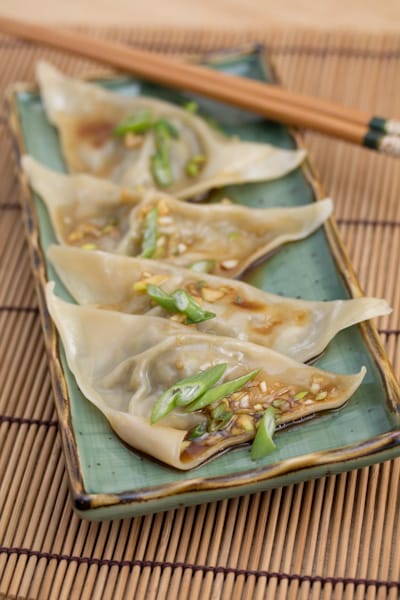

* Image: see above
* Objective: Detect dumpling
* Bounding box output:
[36,61,306,198]
[46,283,366,470]
[47,245,391,363]
[22,155,332,277]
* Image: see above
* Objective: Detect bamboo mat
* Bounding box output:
[1,27,400,600]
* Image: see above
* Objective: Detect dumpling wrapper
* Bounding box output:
[36,61,306,199]
[48,245,391,363]
[23,155,332,278]
[46,283,366,470]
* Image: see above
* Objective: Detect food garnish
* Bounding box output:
[113,109,153,136]
[151,363,227,423]
[186,369,260,412]
[140,207,158,257]
[251,408,277,460]
[151,118,179,188]
[146,284,216,324]
[186,154,206,177]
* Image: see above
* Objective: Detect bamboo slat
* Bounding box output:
[0,27,400,600]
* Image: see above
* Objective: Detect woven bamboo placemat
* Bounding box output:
[0,27,399,600]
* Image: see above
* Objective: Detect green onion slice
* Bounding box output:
[151,153,173,188]
[251,407,276,460]
[146,285,215,324]
[186,154,206,178]
[154,118,180,140]
[187,369,260,412]
[113,109,153,136]
[150,118,179,187]
[146,284,177,312]
[208,409,233,432]
[140,207,158,258]
[151,363,227,423]
[171,289,215,323]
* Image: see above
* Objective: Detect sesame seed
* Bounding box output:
[158,216,173,226]
[221,259,239,270]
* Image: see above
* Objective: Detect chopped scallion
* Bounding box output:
[151,153,173,188]
[187,369,260,412]
[172,289,215,323]
[187,421,207,439]
[151,363,227,423]
[251,407,276,460]
[113,109,153,136]
[145,285,216,324]
[140,207,158,258]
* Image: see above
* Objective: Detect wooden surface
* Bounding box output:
[1,0,400,31]
[1,27,400,600]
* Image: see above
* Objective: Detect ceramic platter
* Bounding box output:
[7,47,400,520]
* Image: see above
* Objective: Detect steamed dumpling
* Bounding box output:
[47,245,391,363]
[36,61,306,198]
[46,283,366,470]
[23,156,332,278]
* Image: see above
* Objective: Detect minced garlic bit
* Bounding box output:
[124,132,144,149]
[157,198,170,216]
[156,236,166,248]
[310,382,321,394]
[67,222,103,243]
[170,314,186,323]
[220,197,233,205]
[67,230,84,243]
[102,224,116,234]
[259,381,267,393]
[133,274,169,292]
[233,415,255,433]
[158,216,173,226]
[220,259,239,270]
[120,188,138,203]
[201,287,225,302]
[239,394,250,408]
[177,243,187,254]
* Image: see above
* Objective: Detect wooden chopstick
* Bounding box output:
[1,15,400,157]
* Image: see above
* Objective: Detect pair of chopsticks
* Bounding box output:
[1,15,400,158]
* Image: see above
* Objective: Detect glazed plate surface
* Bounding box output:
[7,48,400,520]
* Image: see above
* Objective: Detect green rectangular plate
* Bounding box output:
[7,47,400,520]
